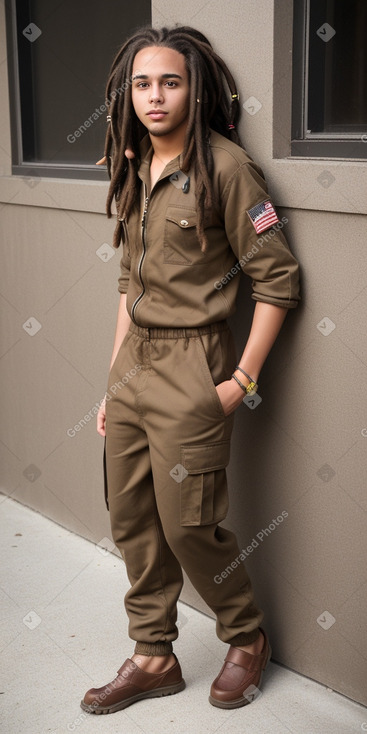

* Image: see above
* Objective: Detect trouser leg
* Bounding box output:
[105,332,183,655]
[137,323,264,646]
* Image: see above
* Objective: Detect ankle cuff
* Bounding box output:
[226,628,261,647]
[134,641,173,656]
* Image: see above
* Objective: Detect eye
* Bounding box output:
[136,82,149,88]
[165,81,177,87]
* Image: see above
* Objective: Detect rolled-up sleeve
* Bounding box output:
[223,161,300,308]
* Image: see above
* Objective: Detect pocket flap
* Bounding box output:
[180,440,231,474]
[166,206,197,229]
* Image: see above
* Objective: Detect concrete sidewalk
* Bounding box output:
[1,495,366,734]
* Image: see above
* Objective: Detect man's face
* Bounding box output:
[131,46,190,138]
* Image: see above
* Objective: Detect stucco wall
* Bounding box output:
[1,0,366,705]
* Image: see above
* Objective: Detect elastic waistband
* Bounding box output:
[129,320,229,340]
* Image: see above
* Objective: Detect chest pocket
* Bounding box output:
[164,206,203,265]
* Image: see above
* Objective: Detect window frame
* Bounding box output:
[5,0,115,181]
[291,0,367,160]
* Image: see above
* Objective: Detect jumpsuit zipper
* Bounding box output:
[130,168,186,324]
[131,183,149,325]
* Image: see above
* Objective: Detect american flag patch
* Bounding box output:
[247,200,280,234]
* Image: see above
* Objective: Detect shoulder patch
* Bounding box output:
[247,199,280,234]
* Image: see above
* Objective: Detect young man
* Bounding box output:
[81,26,300,715]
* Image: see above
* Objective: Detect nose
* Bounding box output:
[149,83,163,104]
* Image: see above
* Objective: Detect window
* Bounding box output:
[6,0,151,179]
[292,0,367,158]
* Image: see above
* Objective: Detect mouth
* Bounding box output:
[147,110,168,120]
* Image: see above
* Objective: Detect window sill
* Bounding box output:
[0,174,109,214]
[0,157,366,217]
[268,157,367,215]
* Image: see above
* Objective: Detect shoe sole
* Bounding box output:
[80,678,185,714]
[208,642,272,709]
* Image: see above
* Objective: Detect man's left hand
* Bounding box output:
[215,379,244,416]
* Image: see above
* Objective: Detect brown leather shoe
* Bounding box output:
[209,628,271,709]
[80,655,185,714]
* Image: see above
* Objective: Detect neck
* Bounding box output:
[149,124,187,164]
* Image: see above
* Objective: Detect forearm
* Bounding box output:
[237,301,288,382]
[109,294,131,370]
[215,301,289,415]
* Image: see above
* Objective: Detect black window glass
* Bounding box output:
[12,0,151,167]
[308,0,367,134]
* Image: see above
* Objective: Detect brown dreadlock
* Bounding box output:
[103,25,243,251]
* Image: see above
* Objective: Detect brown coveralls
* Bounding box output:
[104,129,300,656]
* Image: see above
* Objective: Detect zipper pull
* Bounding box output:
[182,176,190,194]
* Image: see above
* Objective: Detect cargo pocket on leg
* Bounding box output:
[179,440,231,526]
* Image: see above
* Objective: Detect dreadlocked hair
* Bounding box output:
[104,25,243,251]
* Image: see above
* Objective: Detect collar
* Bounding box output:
[137,134,186,192]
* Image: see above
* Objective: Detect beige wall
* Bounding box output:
[1,0,366,706]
